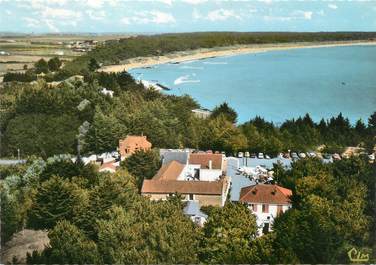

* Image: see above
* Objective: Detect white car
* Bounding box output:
[298,152,306,158]
[258,153,264,159]
[369,153,375,160]
[308,152,316,158]
[265,154,271,159]
[245,151,250,157]
[238,152,244,158]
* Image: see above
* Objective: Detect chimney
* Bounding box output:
[208,160,212,169]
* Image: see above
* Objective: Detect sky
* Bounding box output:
[0,0,375,33]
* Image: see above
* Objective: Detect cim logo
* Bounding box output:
[347,247,369,263]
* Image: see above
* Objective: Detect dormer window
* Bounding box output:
[262,204,269,213]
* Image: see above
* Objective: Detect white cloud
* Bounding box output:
[317,10,325,16]
[120,17,131,25]
[263,15,292,22]
[45,0,67,5]
[206,9,241,21]
[121,11,176,25]
[108,0,119,6]
[5,10,12,15]
[40,7,82,20]
[156,0,173,5]
[182,0,207,4]
[302,11,313,20]
[27,0,68,10]
[259,0,273,4]
[30,0,44,9]
[328,4,338,10]
[45,19,60,32]
[264,10,313,22]
[86,10,106,20]
[23,17,41,28]
[288,10,313,20]
[249,8,258,13]
[192,9,201,20]
[86,0,104,9]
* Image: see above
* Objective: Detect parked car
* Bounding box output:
[245,151,250,157]
[307,152,316,158]
[369,153,375,160]
[323,153,332,159]
[291,152,299,159]
[258,153,264,159]
[111,151,120,158]
[206,150,213,154]
[265,154,271,159]
[238,152,244,158]
[332,153,341,160]
[283,153,291,159]
[250,153,256,158]
[298,152,306,158]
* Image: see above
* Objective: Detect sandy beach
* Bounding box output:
[99,40,376,73]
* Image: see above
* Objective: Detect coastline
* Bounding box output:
[99,40,376,73]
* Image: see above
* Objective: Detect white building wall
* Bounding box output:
[221,176,231,206]
[199,169,222,181]
[177,164,201,180]
[248,203,291,235]
[178,164,222,181]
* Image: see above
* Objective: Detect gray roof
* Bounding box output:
[183,201,208,218]
[0,159,27,165]
[161,151,189,165]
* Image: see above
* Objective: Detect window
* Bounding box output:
[262,204,269,213]
[251,204,257,212]
[262,222,270,234]
[277,205,283,215]
[189,194,194,200]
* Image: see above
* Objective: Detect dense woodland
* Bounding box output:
[0,32,375,263]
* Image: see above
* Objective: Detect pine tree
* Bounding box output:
[28,176,89,229]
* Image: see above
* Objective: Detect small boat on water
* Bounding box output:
[156,83,171,91]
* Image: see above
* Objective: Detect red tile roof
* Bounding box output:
[99,160,117,172]
[120,135,152,147]
[154,160,185,180]
[239,184,292,205]
[141,177,229,195]
[189,153,223,169]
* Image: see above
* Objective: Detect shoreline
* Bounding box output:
[99,40,376,73]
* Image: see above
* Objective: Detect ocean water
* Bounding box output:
[129,45,376,124]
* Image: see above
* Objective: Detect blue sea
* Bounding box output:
[129,45,376,124]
